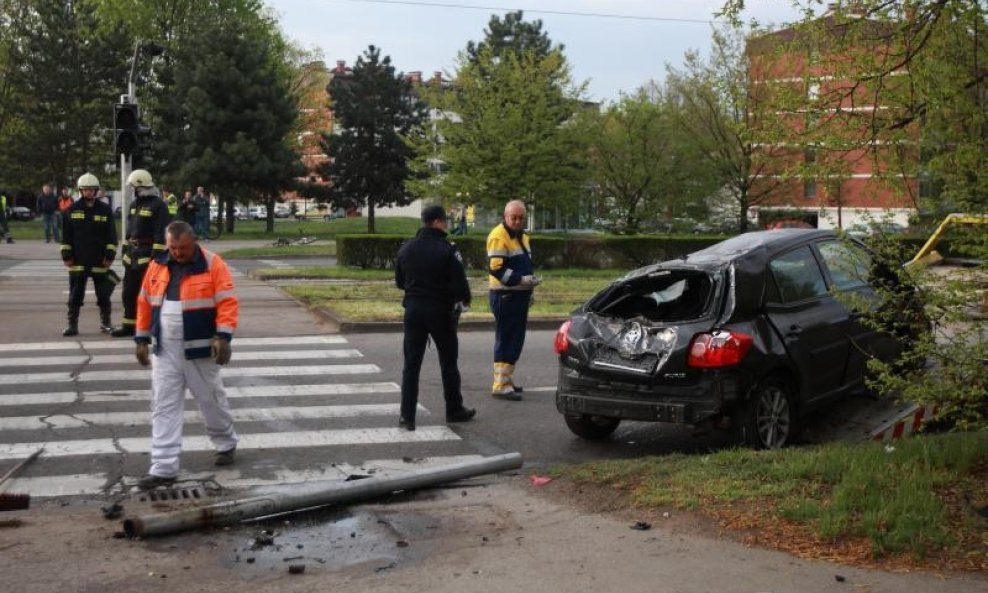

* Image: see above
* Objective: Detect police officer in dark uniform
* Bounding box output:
[111,169,171,337]
[59,173,118,336]
[394,205,476,430]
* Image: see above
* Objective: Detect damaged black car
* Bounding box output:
[554,229,925,449]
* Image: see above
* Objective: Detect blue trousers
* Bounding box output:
[400,299,464,422]
[489,290,531,364]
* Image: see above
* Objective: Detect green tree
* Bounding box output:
[466,10,558,63]
[665,25,788,232]
[586,83,716,233]
[154,6,299,232]
[319,45,427,234]
[0,0,129,190]
[432,16,588,225]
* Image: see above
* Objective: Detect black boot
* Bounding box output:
[99,307,114,334]
[111,325,134,338]
[62,307,79,337]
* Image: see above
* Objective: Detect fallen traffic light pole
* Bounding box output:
[123,452,523,538]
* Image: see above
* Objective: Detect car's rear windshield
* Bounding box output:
[588,270,716,322]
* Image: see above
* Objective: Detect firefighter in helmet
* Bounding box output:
[59,173,118,336]
[111,169,171,337]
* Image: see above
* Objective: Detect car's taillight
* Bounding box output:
[554,320,572,355]
[687,330,753,368]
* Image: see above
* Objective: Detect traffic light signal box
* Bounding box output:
[113,103,152,165]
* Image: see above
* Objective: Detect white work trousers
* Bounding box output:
[149,299,238,478]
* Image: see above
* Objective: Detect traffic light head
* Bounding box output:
[113,103,140,157]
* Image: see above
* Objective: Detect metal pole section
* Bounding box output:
[123,452,523,538]
[119,153,130,246]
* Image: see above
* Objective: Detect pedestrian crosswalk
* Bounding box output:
[0,335,483,498]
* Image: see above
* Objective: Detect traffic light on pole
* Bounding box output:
[133,122,153,168]
[113,103,139,157]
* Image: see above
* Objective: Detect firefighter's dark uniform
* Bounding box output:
[60,198,118,335]
[394,225,472,426]
[112,191,170,337]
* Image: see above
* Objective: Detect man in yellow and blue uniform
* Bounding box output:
[59,173,117,336]
[487,199,540,400]
[112,169,171,337]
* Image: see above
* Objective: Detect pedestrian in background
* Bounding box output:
[59,173,117,336]
[394,204,476,431]
[37,184,59,243]
[179,190,197,226]
[133,220,238,489]
[193,186,210,238]
[486,199,540,400]
[57,187,73,240]
[0,190,13,244]
[112,169,170,337]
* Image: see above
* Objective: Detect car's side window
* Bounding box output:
[768,246,829,304]
[817,240,871,291]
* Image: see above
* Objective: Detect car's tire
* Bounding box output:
[732,377,794,449]
[564,414,620,440]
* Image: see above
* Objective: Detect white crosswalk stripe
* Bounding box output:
[0,336,478,498]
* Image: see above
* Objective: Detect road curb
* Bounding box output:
[314,306,566,333]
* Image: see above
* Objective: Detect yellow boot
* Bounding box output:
[492,362,522,400]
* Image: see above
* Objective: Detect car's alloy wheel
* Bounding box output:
[564,414,620,440]
[734,378,793,449]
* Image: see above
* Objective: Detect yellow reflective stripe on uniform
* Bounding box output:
[152,243,166,251]
[106,244,117,251]
[214,289,235,302]
[93,215,108,222]
[147,295,163,306]
[91,267,108,273]
[139,208,153,217]
[60,245,71,252]
[68,266,84,272]
[216,325,235,335]
[137,257,151,264]
[70,211,85,219]
[182,298,214,310]
[121,254,131,264]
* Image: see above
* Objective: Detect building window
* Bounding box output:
[803,179,817,199]
[804,147,816,164]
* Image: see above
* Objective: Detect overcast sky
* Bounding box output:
[266,0,805,103]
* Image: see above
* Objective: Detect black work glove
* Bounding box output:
[211,337,232,365]
[135,342,150,367]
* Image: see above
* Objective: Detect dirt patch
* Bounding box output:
[533,469,988,575]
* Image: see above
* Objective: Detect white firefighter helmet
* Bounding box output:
[127,169,154,188]
[77,172,100,190]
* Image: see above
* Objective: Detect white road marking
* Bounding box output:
[0,426,461,460]
[0,382,400,406]
[79,364,380,382]
[86,349,363,365]
[0,335,348,352]
[0,403,420,430]
[7,455,487,498]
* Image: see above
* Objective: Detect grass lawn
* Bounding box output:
[273,270,617,322]
[554,431,988,570]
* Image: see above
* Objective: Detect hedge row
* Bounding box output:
[336,233,941,271]
[336,234,729,270]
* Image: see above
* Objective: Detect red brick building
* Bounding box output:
[746,4,918,230]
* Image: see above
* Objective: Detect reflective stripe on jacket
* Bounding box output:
[486,222,534,291]
[135,245,238,359]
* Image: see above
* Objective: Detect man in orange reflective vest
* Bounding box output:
[132,220,238,490]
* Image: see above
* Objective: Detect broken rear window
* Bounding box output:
[587,270,716,322]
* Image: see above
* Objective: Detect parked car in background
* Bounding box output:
[846,221,907,238]
[553,229,927,449]
[9,206,34,221]
[273,205,291,218]
[248,206,267,220]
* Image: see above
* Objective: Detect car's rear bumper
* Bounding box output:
[554,365,746,425]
